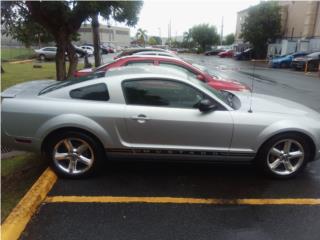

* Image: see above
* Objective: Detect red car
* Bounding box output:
[74,56,250,92]
[218,49,234,58]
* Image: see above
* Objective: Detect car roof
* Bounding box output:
[118,54,182,62]
[105,65,189,80]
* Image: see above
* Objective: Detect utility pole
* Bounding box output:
[220,16,224,46]
[168,19,172,47]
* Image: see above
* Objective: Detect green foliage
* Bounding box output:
[1,1,143,80]
[148,36,162,45]
[240,1,281,58]
[148,36,158,45]
[223,33,235,45]
[1,1,54,47]
[181,30,196,49]
[190,24,220,52]
[136,28,148,46]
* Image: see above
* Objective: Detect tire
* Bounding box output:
[255,133,311,179]
[39,54,46,61]
[46,131,105,178]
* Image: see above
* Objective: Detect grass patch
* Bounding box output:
[1,47,35,61]
[1,62,85,90]
[1,153,48,222]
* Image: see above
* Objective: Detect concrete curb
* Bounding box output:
[9,59,33,64]
[1,168,57,240]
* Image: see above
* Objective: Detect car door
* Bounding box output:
[121,79,234,157]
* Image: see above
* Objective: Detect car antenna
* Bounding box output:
[248,59,255,113]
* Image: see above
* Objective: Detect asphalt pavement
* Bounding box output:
[21,53,320,240]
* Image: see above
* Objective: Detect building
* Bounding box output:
[235,1,320,55]
[77,24,130,48]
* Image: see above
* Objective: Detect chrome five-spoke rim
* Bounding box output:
[53,138,94,175]
[267,139,304,176]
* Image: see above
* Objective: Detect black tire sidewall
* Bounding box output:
[46,131,105,178]
[256,133,311,179]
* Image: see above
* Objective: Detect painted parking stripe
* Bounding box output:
[1,168,57,240]
[45,196,320,205]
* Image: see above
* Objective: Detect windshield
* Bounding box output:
[187,73,231,107]
[191,63,221,79]
[93,60,114,71]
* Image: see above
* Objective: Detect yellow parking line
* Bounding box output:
[1,168,57,240]
[45,196,320,205]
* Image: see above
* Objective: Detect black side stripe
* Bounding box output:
[108,148,256,157]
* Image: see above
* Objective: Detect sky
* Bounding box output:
[111,0,260,38]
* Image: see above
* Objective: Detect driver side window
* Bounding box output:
[122,79,209,109]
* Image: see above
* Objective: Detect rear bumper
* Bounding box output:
[1,131,40,153]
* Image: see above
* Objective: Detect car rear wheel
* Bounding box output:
[46,131,105,178]
[39,54,46,61]
[256,133,310,179]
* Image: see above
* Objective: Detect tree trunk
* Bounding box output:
[55,36,67,81]
[66,42,78,79]
[91,14,101,67]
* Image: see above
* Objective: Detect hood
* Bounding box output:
[273,56,291,62]
[208,80,249,92]
[234,92,319,117]
[1,80,57,98]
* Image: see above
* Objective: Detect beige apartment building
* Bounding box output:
[77,24,130,48]
[235,1,320,55]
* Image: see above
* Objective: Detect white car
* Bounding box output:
[79,46,94,55]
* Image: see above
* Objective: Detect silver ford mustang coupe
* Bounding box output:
[2,66,320,179]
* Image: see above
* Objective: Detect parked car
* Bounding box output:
[79,46,94,55]
[114,48,175,59]
[269,52,308,68]
[204,49,224,56]
[218,49,234,58]
[133,51,177,58]
[73,45,88,58]
[234,48,256,60]
[100,45,109,54]
[291,52,320,71]
[34,47,57,61]
[73,55,250,92]
[2,66,320,179]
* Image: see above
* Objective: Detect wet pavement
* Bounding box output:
[21,53,320,240]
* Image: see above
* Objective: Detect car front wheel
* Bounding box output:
[47,131,105,178]
[256,133,310,179]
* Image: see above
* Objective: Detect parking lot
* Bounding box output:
[17,54,320,240]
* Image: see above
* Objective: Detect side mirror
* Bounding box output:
[196,74,205,81]
[198,99,217,112]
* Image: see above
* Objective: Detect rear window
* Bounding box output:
[70,83,109,101]
[39,77,97,95]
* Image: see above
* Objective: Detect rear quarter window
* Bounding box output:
[69,83,109,101]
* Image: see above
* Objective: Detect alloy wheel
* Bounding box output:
[53,137,94,175]
[267,139,304,176]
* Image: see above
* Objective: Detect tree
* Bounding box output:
[148,36,162,45]
[136,28,147,47]
[1,1,54,48]
[190,24,220,52]
[240,1,281,58]
[223,33,235,45]
[2,1,143,80]
[148,36,157,46]
[91,1,143,67]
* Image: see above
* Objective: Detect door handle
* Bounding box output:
[131,114,149,123]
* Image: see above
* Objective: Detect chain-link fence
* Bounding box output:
[1,46,35,62]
